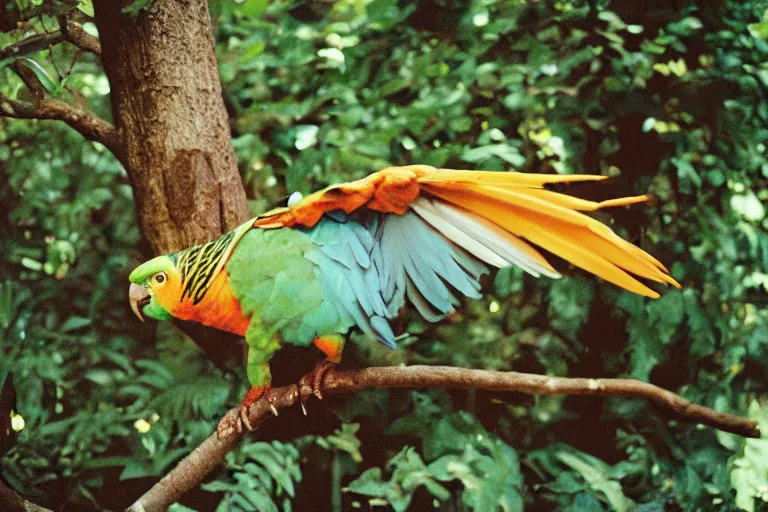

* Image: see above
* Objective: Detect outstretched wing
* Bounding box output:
[253,165,679,299]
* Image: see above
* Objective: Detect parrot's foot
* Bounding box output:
[299,360,336,402]
[239,385,278,431]
[216,385,274,439]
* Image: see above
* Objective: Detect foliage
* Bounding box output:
[2,0,768,510]
[202,439,302,512]
[346,395,524,511]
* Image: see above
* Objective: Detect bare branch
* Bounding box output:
[127,364,760,512]
[0,13,99,62]
[0,0,76,32]
[0,89,124,161]
[58,16,101,55]
[1,59,124,160]
[0,32,64,62]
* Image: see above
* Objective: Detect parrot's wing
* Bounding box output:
[253,165,679,298]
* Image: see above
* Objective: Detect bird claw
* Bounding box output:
[217,386,279,439]
[240,405,254,431]
[300,360,336,405]
[243,389,280,427]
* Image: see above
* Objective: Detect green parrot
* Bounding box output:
[128,165,679,425]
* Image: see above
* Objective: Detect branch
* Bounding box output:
[10,60,46,97]
[1,61,124,161]
[0,92,123,158]
[58,16,101,55]
[0,32,64,62]
[0,0,77,32]
[0,15,100,62]
[127,364,760,512]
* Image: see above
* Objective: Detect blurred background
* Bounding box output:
[1,0,768,510]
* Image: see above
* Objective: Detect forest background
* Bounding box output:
[1,0,768,510]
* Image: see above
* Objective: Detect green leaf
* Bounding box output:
[671,157,701,194]
[557,451,635,512]
[667,16,703,36]
[748,20,768,39]
[0,280,16,330]
[462,144,525,167]
[321,423,363,462]
[731,192,766,222]
[60,315,91,332]
[237,0,267,17]
[20,58,58,96]
[293,125,319,151]
[346,447,450,512]
[730,401,768,512]
[78,0,95,17]
[647,289,684,343]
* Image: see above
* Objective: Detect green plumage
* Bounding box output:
[212,211,488,393]
[226,226,353,348]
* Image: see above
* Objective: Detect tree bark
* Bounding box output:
[93,0,249,256]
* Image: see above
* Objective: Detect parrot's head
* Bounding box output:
[128,255,181,322]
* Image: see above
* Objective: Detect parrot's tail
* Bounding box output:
[412,168,680,298]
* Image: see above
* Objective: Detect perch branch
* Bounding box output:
[1,60,124,161]
[127,364,760,512]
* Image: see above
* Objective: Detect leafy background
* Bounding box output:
[2,0,768,510]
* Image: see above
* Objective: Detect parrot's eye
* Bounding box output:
[153,272,167,286]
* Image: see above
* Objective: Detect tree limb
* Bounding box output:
[126,364,760,512]
[10,60,47,97]
[0,32,65,62]
[1,61,124,161]
[58,15,101,55]
[0,14,100,61]
[0,0,77,32]
[0,92,124,159]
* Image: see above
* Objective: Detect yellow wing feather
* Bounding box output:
[253,165,679,297]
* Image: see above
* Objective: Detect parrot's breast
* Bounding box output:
[169,270,250,336]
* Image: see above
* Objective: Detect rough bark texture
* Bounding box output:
[93,0,249,256]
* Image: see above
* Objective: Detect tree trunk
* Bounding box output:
[93,0,249,256]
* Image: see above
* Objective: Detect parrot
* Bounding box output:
[128,165,679,427]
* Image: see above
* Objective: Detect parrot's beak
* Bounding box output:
[129,283,150,322]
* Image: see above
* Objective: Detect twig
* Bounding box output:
[126,364,760,512]
[1,60,124,161]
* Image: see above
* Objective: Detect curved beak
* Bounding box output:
[129,282,150,322]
